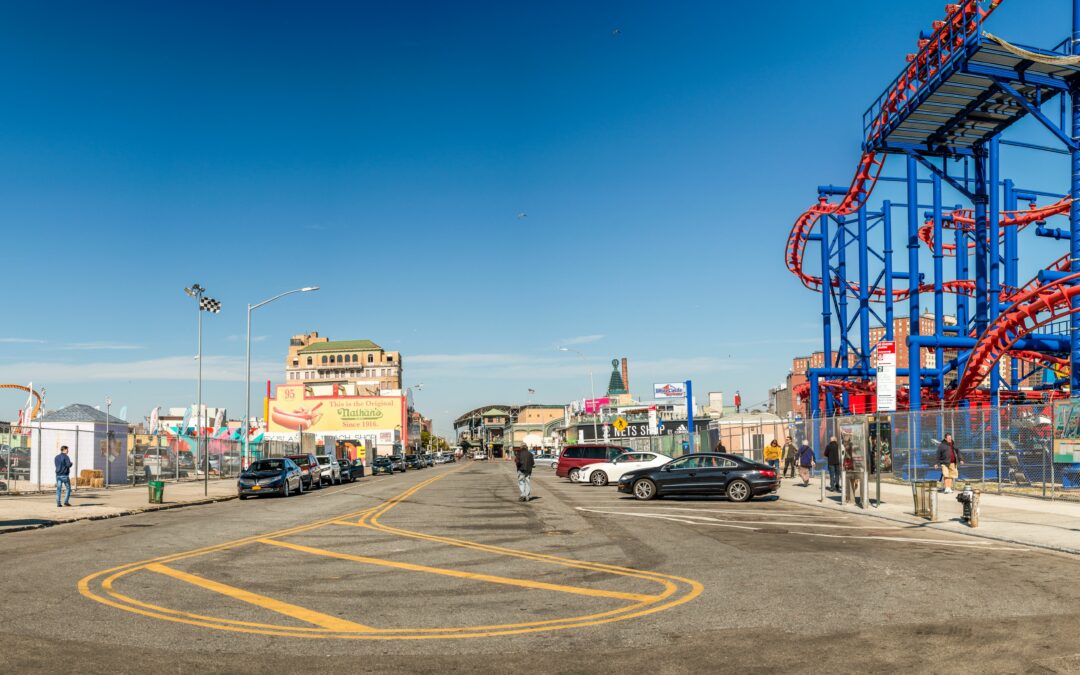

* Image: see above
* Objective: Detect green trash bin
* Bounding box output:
[148,480,165,504]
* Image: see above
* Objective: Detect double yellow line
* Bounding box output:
[79,467,702,639]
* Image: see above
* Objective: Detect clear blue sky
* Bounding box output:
[0,1,1072,435]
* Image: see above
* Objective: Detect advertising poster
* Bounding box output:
[584,398,610,414]
[1053,400,1080,462]
[267,384,406,441]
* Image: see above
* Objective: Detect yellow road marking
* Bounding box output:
[146,563,372,632]
[78,466,704,639]
[260,538,656,603]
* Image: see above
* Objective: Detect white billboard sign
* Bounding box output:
[654,382,686,399]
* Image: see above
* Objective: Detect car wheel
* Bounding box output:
[238,494,248,500]
[568,468,581,482]
[726,479,752,503]
[282,481,290,498]
[590,471,609,487]
[633,478,657,500]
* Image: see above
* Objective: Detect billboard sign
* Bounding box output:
[584,397,610,414]
[1054,400,1080,462]
[654,382,686,399]
[876,341,896,412]
[267,384,405,436]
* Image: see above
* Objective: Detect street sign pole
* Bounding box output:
[685,379,695,454]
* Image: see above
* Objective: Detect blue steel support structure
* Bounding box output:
[796,2,1080,421]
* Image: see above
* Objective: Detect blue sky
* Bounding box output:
[0,1,1074,435]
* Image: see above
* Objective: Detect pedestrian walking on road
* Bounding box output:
[824,436,841,492]
[781,437,797,478]
[716,441,727,453]
[933,433,962,494]
[514,446,534,502]
[55,445,72,507]
[797,441,815,486]
[764,439,781,472]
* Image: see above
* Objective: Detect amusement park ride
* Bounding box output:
[788,0,1080,416]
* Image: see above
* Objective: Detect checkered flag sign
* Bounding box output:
[199,297,222,313]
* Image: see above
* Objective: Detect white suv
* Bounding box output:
[315,455,342,485]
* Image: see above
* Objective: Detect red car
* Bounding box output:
[285,454,322,490]
[555,444,631,481]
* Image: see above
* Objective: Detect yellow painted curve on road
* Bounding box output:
[78,467,703,639]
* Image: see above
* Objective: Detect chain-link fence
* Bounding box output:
[0,426,299,495]
[793,402,1073,500]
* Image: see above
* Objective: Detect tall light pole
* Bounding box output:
[244,286,320,469]
[405,383,424,454]
[104,396,112,489]
[184,283,219,496]
[558,347,598,443]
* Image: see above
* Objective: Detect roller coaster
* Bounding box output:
[787,0,1080,416]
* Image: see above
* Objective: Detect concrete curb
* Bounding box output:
[791,491,1080,557]
[0,494,238,535]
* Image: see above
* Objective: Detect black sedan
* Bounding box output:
[617,453,779,502]
[238,458,303,499]
[371,456,395,475]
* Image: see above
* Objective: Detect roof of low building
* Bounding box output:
[482,408,508,416]
[39,403,128,425]
[299,339,382,353]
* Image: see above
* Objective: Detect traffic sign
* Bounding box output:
[613,416,628,432]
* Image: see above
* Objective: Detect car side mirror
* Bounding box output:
[661,465,671,472]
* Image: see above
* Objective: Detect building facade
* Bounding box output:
[285,331,402,391]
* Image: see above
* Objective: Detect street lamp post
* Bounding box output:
[244,286,320,469]
[184,283,217,496]
[105,396,112,489]
[558,347,598,443]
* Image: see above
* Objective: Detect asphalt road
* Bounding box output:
[6,459,1080,674]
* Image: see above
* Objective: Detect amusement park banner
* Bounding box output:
[267,384,406,439]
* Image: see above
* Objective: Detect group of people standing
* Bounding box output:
[762,437,817,486]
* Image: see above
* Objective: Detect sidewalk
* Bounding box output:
[0,480,237,534]
[779,473,1080,555]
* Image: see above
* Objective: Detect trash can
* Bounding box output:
[148,480,165,504]
[912,480,938,519]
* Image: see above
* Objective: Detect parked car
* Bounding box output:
[286,453,322,490]
[345,458,364,480]
[472,450,488,461]
[555,444,631,481]
[389,455,407,472]
[617,453,779,502]
[371,457,394,475]
[534,452,558,470]
[237,458,303,499]
[406,454,425,470]
[577,451,672,486]
[316,454,343,485]
[423,453,435,467]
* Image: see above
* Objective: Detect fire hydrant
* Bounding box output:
[955,484,980,528]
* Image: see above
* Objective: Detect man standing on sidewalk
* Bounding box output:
[934,433,962,494]
[781,437,798,478]
[55,445,72,507]
[797,440,815,486]
[824,436,841,492]
[514,446,534,502]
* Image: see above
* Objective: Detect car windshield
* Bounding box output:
[250,460,284,472]
[317,456,331,465]
[286,456,308,465]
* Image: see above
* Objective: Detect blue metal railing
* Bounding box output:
[862,2,988,152]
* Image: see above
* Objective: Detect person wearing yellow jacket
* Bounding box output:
[763,439,782,472]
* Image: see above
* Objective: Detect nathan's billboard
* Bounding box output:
[268,384,406,437]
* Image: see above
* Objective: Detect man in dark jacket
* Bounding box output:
[514,446,535,502]
[781,437,798,479]
[824,436,841,492]
[797,441,815,486]
[55,445,73,507]
[934,433,962,494]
